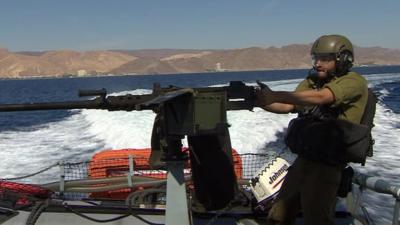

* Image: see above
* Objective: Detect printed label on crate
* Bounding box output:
[250,157,290,203]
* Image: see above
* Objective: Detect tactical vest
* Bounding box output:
[285,82,377,166]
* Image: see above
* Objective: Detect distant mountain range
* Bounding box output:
[1,44,400,78]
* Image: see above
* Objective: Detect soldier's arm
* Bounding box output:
[255,88,295,113]
[258,102,295,114]
[256,86,335,107]
[270,88,335,106]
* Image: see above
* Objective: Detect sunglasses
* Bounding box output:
[311,54,337,64]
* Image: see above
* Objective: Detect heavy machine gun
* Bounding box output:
[0,81,256,112]
[0,81,259,225]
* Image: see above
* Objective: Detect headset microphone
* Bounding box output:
[308,67,319,78]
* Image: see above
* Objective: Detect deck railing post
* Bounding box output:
[165,161,190,225]
[393,198,400,225]
[128,155,134,188]
[59,161,65,196]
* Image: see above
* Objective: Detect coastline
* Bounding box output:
[1,64,399,81]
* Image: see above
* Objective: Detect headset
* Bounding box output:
[335,47,354,76]
[309,48,354,79]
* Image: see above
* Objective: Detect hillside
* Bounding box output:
[0,49,136,78]
[0,45,399,78]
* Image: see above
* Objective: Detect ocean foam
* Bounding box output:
[0,73,399,224]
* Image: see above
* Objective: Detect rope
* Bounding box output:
[203,175,270,225]
[1,153,279,183]
[63,202,163,225]
[204,199,236,225]
[125,188,166,207]
[125,189,165,225]
[25,199,50,225]
[2,163,59,181]
[62,203,130,223]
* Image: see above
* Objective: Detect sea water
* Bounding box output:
[0,66,399,224]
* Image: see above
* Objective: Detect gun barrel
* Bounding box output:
[0,100,104,112]
[78,89,107,97]
[0,81,257,112]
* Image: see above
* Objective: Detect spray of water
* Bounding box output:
[0,73,399,224]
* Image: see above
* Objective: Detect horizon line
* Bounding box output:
[1,43,399,54]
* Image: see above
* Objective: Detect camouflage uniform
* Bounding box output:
[268,71,368,225]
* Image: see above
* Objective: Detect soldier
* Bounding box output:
[255,35,369,225]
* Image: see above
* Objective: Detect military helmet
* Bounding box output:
[311,35,354,75]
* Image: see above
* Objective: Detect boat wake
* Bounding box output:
[0,73,399,224]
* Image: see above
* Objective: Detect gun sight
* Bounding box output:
[78,89,107,98]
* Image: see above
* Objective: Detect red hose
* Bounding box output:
[0,181,52,206]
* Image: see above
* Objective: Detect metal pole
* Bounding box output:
[127,155,134,188]
[59,161,65,196]
[59,161,65,194]
[393,198,400,225]
[165,161,190,225]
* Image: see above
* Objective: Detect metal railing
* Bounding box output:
[353,171,400,225]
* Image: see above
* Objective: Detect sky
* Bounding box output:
[0,0,399,51]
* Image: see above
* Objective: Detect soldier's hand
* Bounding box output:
[255,83,275,106]
[255,89,270,107]
[256,80,268,89]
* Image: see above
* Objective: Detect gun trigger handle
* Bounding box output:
[256,80,267,89]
